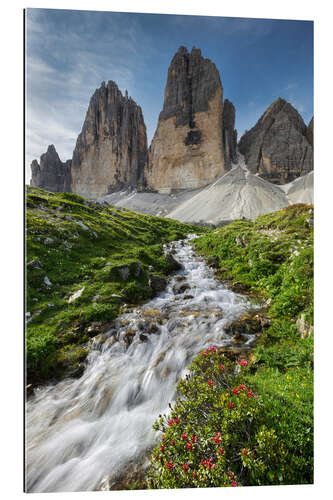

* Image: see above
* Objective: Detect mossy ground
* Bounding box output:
[26,187,205,384]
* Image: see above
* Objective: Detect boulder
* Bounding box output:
[165,252,183,271]
[148,274,167,293]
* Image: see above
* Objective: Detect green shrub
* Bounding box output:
[148,350,288,488]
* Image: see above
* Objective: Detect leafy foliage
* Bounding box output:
[148,351,288,488]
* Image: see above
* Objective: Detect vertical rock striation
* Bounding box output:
[238,98,313,184]
[70,81,148,198]
[306,117,314,148]
[222,99,238,168]
[30,145,72,192]
[145,46,232,193]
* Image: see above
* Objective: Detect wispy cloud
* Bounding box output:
[25,8,154,180]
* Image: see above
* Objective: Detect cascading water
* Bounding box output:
[26,236,256,492]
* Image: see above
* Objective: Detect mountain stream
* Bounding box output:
[26,236,257,492]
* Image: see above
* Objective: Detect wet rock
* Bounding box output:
[27,259,42,270]
[207,256,219,268]
[225,313,266,336]
[26,384,34,397]
[124,330,136,346]
[147,323,160,334]
[183,294,194,300]
[175,275,186,282]
[86,321,109,337]
[139,333,148,342]
[172,282,190,294]
[230,281,250,294]
[165,252,183,271]
[92,333,108,348]
[142,309,165,324]
[148,274,167,293]
[232,333,247,344]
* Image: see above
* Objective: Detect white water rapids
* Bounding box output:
[26,236,256,492]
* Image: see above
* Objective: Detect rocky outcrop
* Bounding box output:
[30,145,72,192]
[223,99,238,168]
[70,81,148,198]
[306,117,314,147]
[145,46,231,193]
[238,98,313,184]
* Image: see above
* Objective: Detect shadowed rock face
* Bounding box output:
[223,99,238,168]
[238,98,314,184]
[145,46,233,193]
[306,117,314,147]
[30,145,72,192]
[70,81,148,198]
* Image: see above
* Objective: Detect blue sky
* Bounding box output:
[25,8,313,177]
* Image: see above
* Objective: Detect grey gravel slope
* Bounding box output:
[168,164,288,224]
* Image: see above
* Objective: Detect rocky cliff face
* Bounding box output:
[306,117,314,147]
[30,145,72,192]
[223,99,238,168]
[238,98,313,184]
[71,81,148,198]
[145,46,233,193]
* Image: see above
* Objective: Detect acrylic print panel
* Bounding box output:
[25,7,314,492]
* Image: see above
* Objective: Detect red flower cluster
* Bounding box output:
[208,379,214,387]
[200,458,215,470]
[166,461,173,470]
[238,359,248,367]
[219,364,225,371]
[232,388,239,395]
[186,442,192,450]
[239,384,246,390]
[181,432,188,440]
[203,346,217,357]
[160,445,165,453]
[242,449,248,456]
[218,447,225,455]
[168,417,180,426]
[191,435,197,443]
[228,402,235,409]
[182,463,189,472]
[247,390,254,397]
[193,471,197,479]
[232,480,237,487]
[212,432,222,445]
